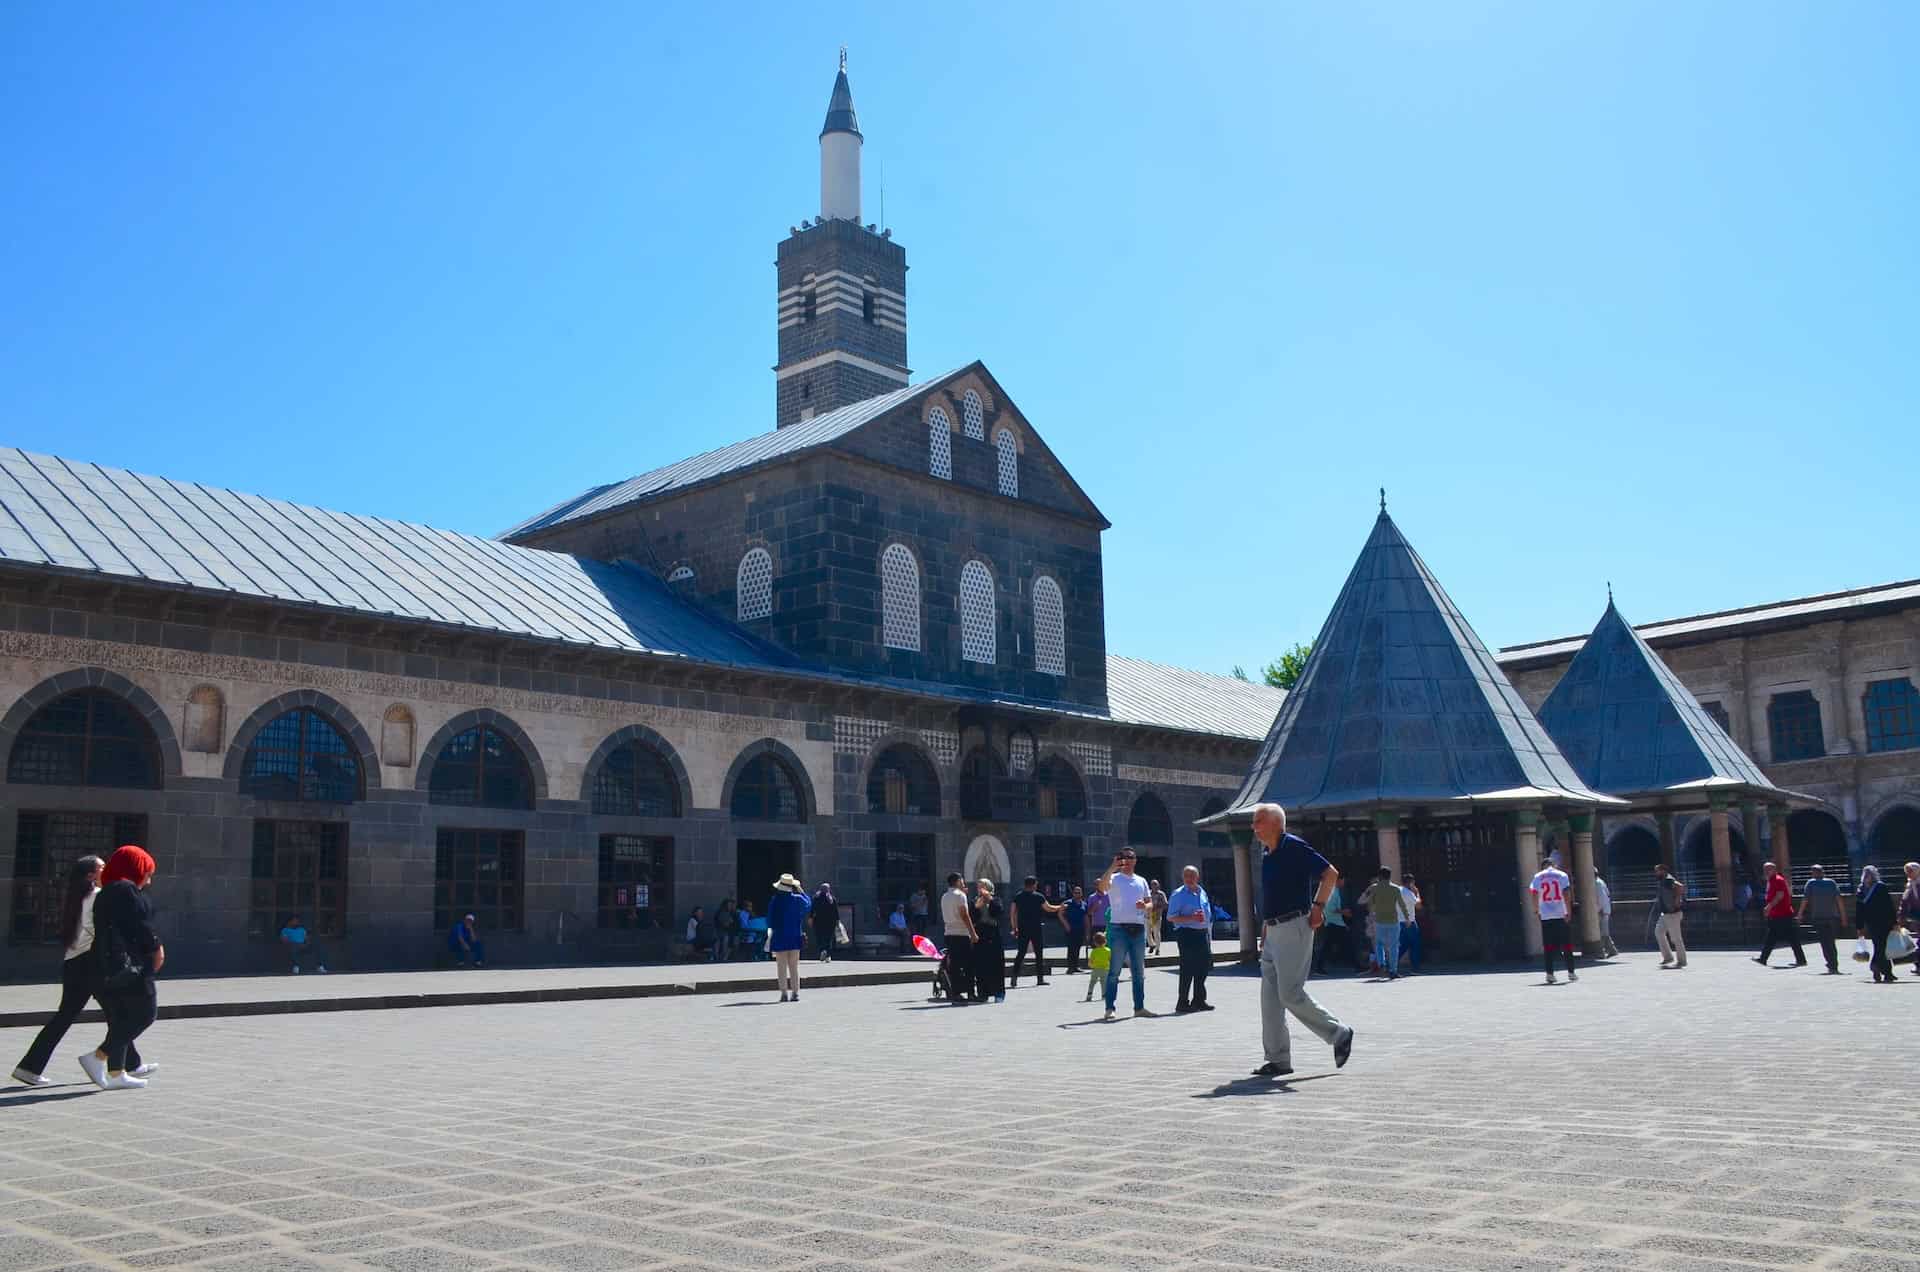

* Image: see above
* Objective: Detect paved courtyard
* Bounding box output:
[2,951,1917,1272]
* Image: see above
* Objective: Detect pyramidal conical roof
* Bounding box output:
[1536,599,1788,802]
[1222,510,1615,817]
[820,66,860,138]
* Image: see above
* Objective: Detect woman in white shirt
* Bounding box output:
[11,854,144,1086]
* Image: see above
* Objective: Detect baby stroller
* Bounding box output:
[931,944,972,1003]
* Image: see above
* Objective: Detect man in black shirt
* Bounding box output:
[1009,876,1063,987]
[1251,803,1354,1077]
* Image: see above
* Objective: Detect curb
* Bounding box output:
[0,950,1250,1028]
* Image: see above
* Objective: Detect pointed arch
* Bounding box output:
[1126,792,1173,847]
[722,738,816,823]
[583,724,690,817]
[1,668,178,786]
[224,690,380,795]
[415,709,545,808]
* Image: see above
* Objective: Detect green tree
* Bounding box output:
[1260,642,1313,690]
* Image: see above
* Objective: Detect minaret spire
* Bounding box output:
[819,50,862,221]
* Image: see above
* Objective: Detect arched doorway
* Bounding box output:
[1126,792,1174,891]
[1606,826,1662,900]
[1786,809,1848,884]
[1680,820,1746,905]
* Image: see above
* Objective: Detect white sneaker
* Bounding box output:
[1102,1009,1116,1021]
[130,1062,158,1078]
[1546,976,1558,985]
[10,1066,52,1088]
[77,1053,107,1089]
[291,965,301,974]
[316,965,327,974]
[104,1072,148,1090]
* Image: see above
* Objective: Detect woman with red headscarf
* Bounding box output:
[79,845,164,1090]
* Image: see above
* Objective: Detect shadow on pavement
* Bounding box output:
[0,1087,99,1106]
[1193,1073,1335,1099]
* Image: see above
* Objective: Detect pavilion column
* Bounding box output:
[1570,812,1601,955]
[1374,811,1401,879]
[1767,803,1792,874]
[1515,808,1544,957]
[1231,826,1257,962]
[1656,811,1678,870]
[1710,796,1734,911]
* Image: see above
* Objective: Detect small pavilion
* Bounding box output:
[1535,598,1806,938]
[1203,505,1621,962]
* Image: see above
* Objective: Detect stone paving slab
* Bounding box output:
[2,951,1916,1271]
[0,943,1240,1027]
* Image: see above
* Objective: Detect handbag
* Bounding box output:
[1888,928,1918,963]
[98,934,143,991]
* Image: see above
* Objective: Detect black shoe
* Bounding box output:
[1036,980,1048,986]
[1251,1061,1293,1077]
[1334,1028,1354,1069]
[1752,957,1767,965]
[1175,1002,1191,1013]
[1194,1002,1215,1011]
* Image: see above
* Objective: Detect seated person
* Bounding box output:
[741,910,770,959]
[447,913,485,967]
[887,903,910,954]
[280,914,327,974]
[685,906,715,958]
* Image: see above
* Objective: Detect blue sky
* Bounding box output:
[3,3,1915,675]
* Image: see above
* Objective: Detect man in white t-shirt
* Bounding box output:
[939,872,979,1003]
[1529,861,1577,985]
[1099,849,1157,1021]
[1593,873,1617,958]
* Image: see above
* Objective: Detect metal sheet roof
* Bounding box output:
[502,369,968,538]
[1498,579,1920,666]
[1105,655,1286,742]
[1221,511,1618,817]
[1535,600,1789,802]
[0,447,793,668]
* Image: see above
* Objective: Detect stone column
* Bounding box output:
[1657,811,1678,870]
[1710,796,1734,911]
[1570,812,1601,955]
[1515,808,1544,957]
[1231,826,1257,962]
[1374,811,1401,879]
[1766,803,1792,874]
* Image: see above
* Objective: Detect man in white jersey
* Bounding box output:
[1530,860,1577,985]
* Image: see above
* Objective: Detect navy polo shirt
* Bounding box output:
[1260,832,1333,922]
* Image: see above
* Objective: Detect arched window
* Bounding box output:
[7,689,161,789]
[737,548,773,622]
[880,544,921,652]
[1032,575,1065,676]
[961,389,985,440]
[1127,793,1173,847]
[1864,678,1920,752]
[666,564,695,584]
[428,724,535,810]
[866,744,940,815]
[994,428,1018,497]
[592,741,681,818]
[732,753,805,821]
[241,709,362,803]
[959,560,996,664]
[1767,691,1825,762]
[928,407,952,480]
[1034,756,1086,820]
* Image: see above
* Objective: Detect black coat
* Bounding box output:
[1856,882,1895,934]
[93,880,160,981]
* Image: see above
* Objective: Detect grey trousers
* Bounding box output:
[1656,912,1686,966]
[1260,915,1346,1065]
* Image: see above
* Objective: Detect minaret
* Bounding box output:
[773,50,908,428]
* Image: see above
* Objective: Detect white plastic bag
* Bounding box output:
[1888,928,1918,963]
[1852,936,1874,963]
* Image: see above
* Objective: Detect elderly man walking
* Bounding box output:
[1250,804,1354,1077]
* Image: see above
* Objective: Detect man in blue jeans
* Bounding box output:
[1100,849,1158,1021]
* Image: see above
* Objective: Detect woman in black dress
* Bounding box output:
[972,879,1006,1003]
[811,883,838,962]
[1856,865,1897,984]
[82,844,164,1090]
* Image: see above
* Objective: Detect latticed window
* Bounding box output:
[1767,691,1826,762]
[1701,701,1732,735]
[961,390,985,440]
[597,834,672,929]
[428,725,535,810]
[928,407,952,479]
[11,811,145,944]
[1127,793,1173,846]
[1864,679,1920,752]
[241,709,361,803]
[732,753,804,821]
[994,428,1019,497]
[434,828,524,933]
[7,690,161,789]
[250,820,346,938]
[880,544,921,651]
[867,744,939,816]
[1009,732,1035,775]
[960,560,996,664]
[666,565,695,583]
[1035,757,1086,820]
[1033,575,1065,676]
[737,547,773,621]
[591,740,681,817]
